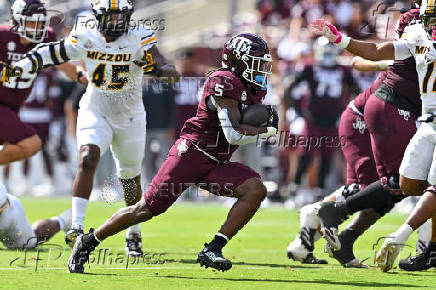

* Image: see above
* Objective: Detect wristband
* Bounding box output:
[378,60,394,70]
[337,35,350,49]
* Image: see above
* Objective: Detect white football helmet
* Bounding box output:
[421,0,436,39]
[91,0,134,39]
[11,0,48,43]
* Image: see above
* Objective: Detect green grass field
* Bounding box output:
[1,197,435,289]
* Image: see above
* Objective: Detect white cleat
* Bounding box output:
[321,226,341,251]
[376,237,403,272]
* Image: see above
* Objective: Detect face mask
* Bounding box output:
[255,75,267,90]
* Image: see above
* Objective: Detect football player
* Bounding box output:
[0,182,71,249]
[66,33,278,274]
[0,0,86,166]
[4,0,179,256]
[311,0,436,271]
[284,39,359,198]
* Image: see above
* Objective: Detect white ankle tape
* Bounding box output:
[216,232,229,242]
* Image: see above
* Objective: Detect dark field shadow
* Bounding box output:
[164,258,322,269]
[153,275,425,288]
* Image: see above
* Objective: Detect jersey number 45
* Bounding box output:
[92,64,129,90]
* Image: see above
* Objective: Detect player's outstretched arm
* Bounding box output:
[214,96,277,145]
[14,37,82,76]
[142,46,180,81]
[311,19,396,61]
[352,56,393,72]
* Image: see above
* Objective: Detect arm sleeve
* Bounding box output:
[393,40,412,60]
[218,108,277,145]
[15,34,82,73]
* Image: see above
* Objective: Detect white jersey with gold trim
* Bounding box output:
[394,23,436,113]
[17,19,157,126]
[69,23,156,125]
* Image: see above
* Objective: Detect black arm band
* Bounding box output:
[59,40,70,62]
[49,43,61,65]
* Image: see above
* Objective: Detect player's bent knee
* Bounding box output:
[79,145,100,172]
[235,178,267,201]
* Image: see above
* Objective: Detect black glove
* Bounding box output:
[267,105,279,131]
[0,61,23,85]
[133,51,162,76]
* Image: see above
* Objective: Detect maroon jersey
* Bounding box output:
[383,9,421,113]
[295,65,357,127]
[353,71,387,113]
[179,70,266,162]
[0,25,56,112]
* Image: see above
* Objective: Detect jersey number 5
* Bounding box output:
[92,64,130,90]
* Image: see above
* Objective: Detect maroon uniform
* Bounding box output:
[0,25,56,144]
[341,71,387,186]
[144,71,265,215]
[364,8,421,178]
[292,64,357,156]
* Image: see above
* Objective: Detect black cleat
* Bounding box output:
[317,202,350,250]
[126,233,143,257]
[300,253,327,264]
[287,227,328,264]
[68,229,98,274]
[325,233,368,268]
[399,243,436,271]
[197,243,232,272]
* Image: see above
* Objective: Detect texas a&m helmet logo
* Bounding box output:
[227,37,252,59]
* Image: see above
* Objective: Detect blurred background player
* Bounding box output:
[142,76,176,185]
[284,39,359,204]
[0,182,71,248]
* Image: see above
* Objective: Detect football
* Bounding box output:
[241,104,271,127]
